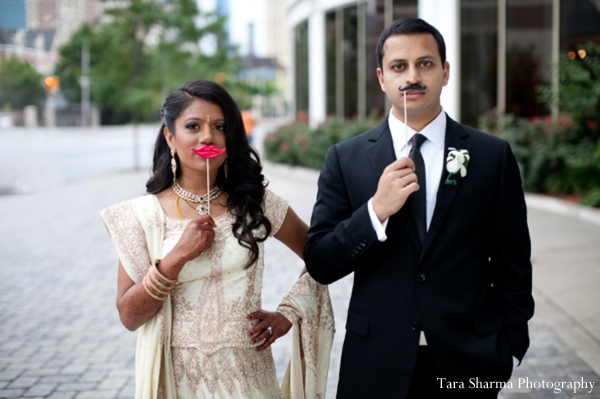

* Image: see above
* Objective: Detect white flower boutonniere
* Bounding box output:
[444,148,470,186]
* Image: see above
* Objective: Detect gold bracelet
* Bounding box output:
[154,260,177,285]
[148,267,175,292]
[147,272,173,296]
[142,275,167,301]
[144,276,168,301]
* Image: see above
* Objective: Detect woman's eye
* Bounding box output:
[214,124,225,131]
[185,123,200,130]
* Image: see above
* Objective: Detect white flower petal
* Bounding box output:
[455,153,465,164]
[460,165,467,177]
[447,159,460,173]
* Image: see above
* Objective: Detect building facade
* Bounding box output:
[0,0,104,75]
[288,0,600,128]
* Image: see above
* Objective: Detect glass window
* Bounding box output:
[560,0,600,51]
[323,0,418,120]
[461,0,498,127]
[366,0,386,117]
[326,11,337,116]
[506,0,553,118]
[294,20,309,121]
[343,6,359,118]
[393,0,418,20]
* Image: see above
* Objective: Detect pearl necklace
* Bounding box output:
[172,182,223,215]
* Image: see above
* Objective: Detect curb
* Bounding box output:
[525,193,600,228]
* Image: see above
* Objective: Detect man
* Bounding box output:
[304,18,534,398]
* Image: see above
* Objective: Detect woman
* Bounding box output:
[101,80,334,398]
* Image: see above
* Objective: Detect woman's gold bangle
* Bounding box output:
[153,260,177,285]
[146,273,173,296]
[149,267,175,291]
[142,275,168,301]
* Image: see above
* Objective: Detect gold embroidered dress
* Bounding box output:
[101,189,334,399]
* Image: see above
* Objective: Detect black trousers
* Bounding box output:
[405,346,501,399]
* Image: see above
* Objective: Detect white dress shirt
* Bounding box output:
[368,108,446,242]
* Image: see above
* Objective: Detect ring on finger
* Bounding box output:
[267,326,272,335]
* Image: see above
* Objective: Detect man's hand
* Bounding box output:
[372,157,419,221]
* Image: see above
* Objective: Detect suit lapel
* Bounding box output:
[421,116,472,258]
[365,120,421,251]
[365,120,396,178]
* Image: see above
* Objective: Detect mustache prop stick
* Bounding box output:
[399,84,427,157]
[191,145,227,215]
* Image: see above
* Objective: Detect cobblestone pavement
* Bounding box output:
[0,127,599,398]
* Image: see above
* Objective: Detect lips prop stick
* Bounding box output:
[191,145,226,215]
[399,84,427,157]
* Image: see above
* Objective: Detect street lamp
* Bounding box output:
[43,76,60,127]
[43,76,60,93]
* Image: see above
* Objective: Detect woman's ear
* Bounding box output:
[163,126,175,150]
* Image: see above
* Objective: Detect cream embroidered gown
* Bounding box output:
[101,189,333,399]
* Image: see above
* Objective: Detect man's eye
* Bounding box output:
[214,124,225,131]
[392,64,405,71]
[421,61,432,67]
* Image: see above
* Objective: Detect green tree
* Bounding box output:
[481,43,600,205]
[56,0,247,124]
[0,55,46,110]
[538,42,600,141]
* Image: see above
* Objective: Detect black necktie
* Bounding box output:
[408,134,427,244]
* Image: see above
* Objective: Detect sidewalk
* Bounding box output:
[0,156,599,398]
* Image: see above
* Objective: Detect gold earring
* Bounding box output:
[170,148,177,183]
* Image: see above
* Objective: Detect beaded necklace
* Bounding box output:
[172,182,222,215]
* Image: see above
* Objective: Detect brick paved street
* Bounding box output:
[0,127,599,398]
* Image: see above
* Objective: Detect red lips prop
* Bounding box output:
[191,145,226,159]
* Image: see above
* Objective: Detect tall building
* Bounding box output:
[26,0,103,47]
[265,0,291,104]
[0,0,26,29]
[287,0,600,128]
[216,0,230,46]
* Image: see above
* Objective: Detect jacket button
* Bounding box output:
[411,321,420,331]
[417,274,426,283]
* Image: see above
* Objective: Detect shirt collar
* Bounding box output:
[387,107,446,153]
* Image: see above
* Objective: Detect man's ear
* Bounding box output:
[443,61,450,87]
[377,68,386,92]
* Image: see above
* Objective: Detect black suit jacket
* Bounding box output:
[304,116,534,398]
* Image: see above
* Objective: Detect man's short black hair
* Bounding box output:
[376,18,446,71]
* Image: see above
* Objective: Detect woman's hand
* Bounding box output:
[247,310,292,351]
[171,215,216,264]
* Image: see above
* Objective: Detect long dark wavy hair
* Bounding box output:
[146,80,271,268]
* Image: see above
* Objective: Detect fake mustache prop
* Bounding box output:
[398,84,427,157]
[399,84,427,91]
